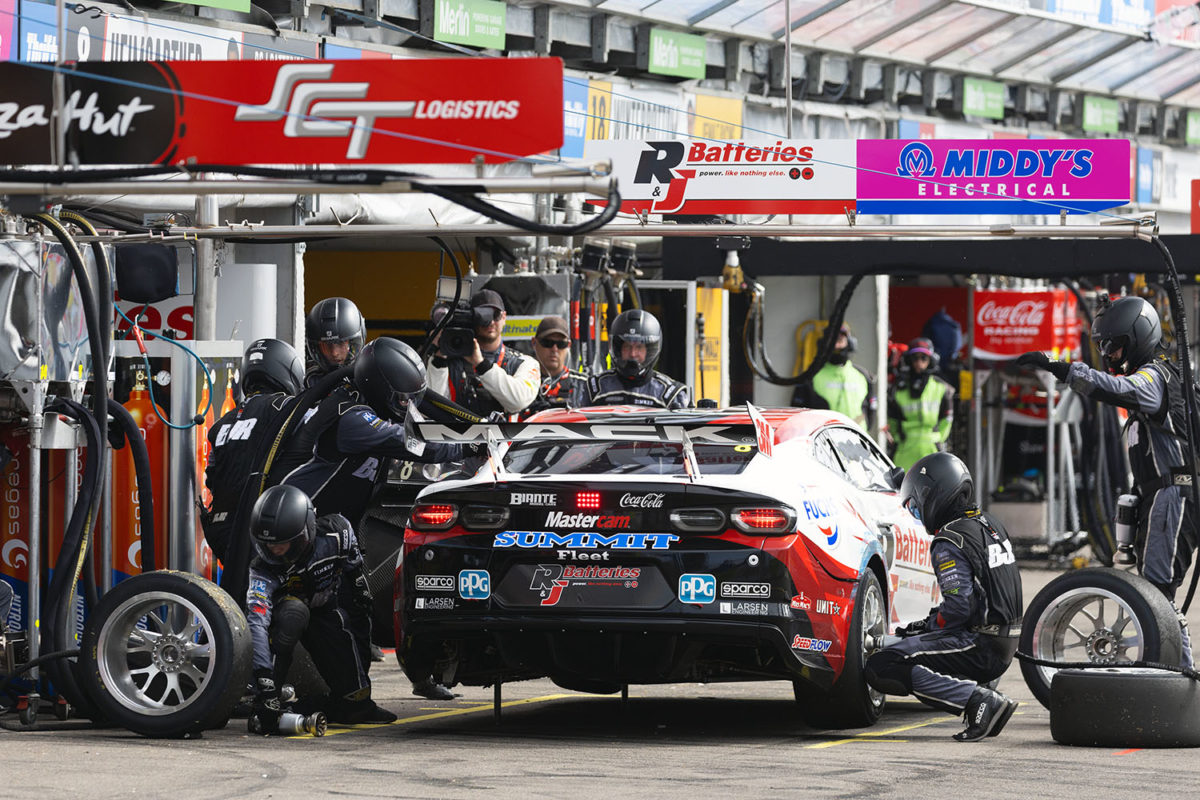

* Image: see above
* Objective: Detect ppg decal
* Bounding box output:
[458,570,490,600]
[678,574,716,604]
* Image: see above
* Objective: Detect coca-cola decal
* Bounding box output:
[619,493,665,509]
[973,290,1077,360]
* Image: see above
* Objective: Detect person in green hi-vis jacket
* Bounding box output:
[888,338,955,470]
[791,324,877,429]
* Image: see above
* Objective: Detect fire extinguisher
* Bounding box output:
[112,367,169,582]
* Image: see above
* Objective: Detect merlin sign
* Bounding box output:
[585,138,1131,215]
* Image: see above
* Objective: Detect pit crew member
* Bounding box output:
[791,323,877,428]
[305,297,367,387]
[525,315,588,415]
[865,452,1023,741]
[586,309,689,409]
[1018,295,1195,666]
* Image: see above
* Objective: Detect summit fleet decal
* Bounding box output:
[493,531,680,549]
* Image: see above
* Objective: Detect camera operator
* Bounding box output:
[427,289,540,419]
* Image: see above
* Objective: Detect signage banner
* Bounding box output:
[1,0,15,61]
[584,138,856,215]
[561,76,587,158]
[1082,95,1119,133]
[175,0,250,13]
[0,57,564,166]
[962,77,1004,120]
[855,139,1131,214]
[688,92,742,139]
[973,289,1079,360]
[1192,179,1200,235]
[434,0,506,50]
[18,0,56,61]
[102,14,243,61]
[242,32,319,61]
[647,28,705,80]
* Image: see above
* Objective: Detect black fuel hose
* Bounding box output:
[41,398,103,717]
[106,398,156,573]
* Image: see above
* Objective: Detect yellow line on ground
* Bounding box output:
[295,694,577,739]
[804,717,952,749]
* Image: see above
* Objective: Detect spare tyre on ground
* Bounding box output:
[80,571,251,738]
[1019,567,1183,708]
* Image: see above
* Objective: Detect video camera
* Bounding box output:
[432,300,477,359]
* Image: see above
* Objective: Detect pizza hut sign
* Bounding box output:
[973,289,1078,360]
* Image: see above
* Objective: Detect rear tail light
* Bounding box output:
[731,506,796,534]
[460,505,510,530]
[410,503,458,530]
[576,491,601,509]
[669,507,727,532]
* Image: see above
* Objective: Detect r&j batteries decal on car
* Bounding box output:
[494,563,673,608]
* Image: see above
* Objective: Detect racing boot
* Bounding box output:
[370,643,385,663]
[953,687,1018,742]
[411,677,460,700]
[327,698,397,725]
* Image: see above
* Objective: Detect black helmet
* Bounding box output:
[249,485,316,567]
[904,337,940,372]
[1091,296,1161,375]
[354,338,427,421]
[898,452,974,532]
[829,323,856,366]
[610,309,662,381]
[241,338,304,396]
[305,297,366,374]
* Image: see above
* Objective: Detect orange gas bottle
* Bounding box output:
[194,369,216,580]
[112,369,169,583]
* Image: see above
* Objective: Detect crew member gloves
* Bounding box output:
[1016,351,1070,382]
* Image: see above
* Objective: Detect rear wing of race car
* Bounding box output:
[414,421,761,446]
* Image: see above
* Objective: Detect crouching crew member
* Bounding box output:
[865,452,1023,741]
[247,484,396,731]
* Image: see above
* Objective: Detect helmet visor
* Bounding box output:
[254,533,308,566]
[903,496,923,523]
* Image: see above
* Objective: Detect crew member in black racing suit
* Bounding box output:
[1018,295,1196,667]
[281,337,478,699]
[865,452,1024,741]
[586,309,690,409]
[203,338,305,605]
[247,484,396,731]
[304,296,366,388]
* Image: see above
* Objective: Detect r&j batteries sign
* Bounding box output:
[585,138,1130,215]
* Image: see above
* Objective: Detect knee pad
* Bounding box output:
[271,597,311,652]
[865,650,914,696]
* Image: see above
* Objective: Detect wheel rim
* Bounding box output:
[96,591,218,716]
[860,580,886,709]
[1031,586,1147,691]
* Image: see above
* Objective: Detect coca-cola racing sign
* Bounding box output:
[973,289,1078,360]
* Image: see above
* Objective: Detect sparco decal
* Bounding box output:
[619,493,665,509]
[791,636,832,653]
[493,531,679,549]
[721,582,770,598]
[544,511,629,528]
[512,492,556,506]
[415,575,455,592]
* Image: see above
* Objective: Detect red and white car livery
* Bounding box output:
[394,405,936,728]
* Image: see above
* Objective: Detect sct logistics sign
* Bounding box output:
[0,57,563,166]
[585,138,1130,215]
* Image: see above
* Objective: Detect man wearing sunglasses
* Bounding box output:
[1018,295,1195,668]
[428,288,540,419]
[524,315,588,416]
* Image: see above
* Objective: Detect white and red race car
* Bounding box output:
[393,405,938,728]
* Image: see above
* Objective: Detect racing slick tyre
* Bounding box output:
[1020,568,1183,709]
[794,569,886,729]
[1049,668,1200,747]
[80,571,252,738]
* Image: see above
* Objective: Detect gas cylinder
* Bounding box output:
[0,428,31,633]
[112,367,169,582]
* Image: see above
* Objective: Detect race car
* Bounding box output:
[393,405,939,728]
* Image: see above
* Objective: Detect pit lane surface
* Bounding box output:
[3,565,1197,800]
